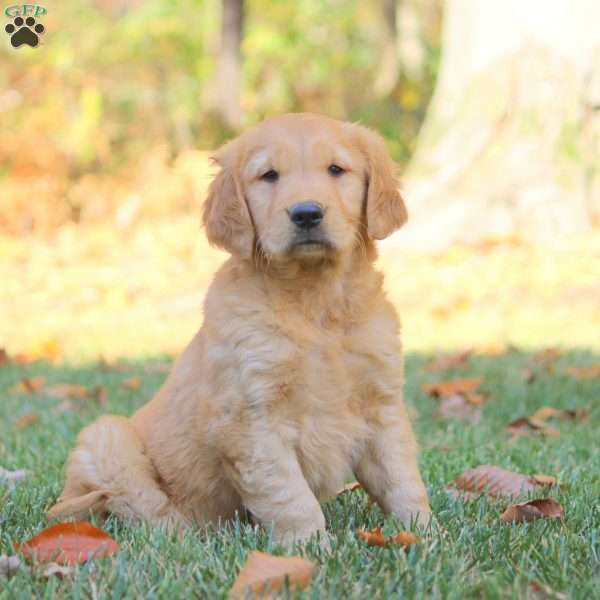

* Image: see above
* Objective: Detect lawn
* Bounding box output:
[1,349,598,598]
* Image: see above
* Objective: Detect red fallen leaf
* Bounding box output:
[500,498,564,523]
[122,377,141,390]
[229,551,316,599]
[337,481,362,495]
[15,522,120,565]
[421,378,483,397]
[356,527,419,548]
[448,465,557,499]
[563,363,600,380]
[15,413,40,431]
[425,350,472,373]
[10,376,46,394]
[46,384,89,399]
[506,417,560,438]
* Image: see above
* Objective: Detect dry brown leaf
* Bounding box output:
[229,551,316,599]
[506,417,560,438]
[10,376,46,394]
[356,527,419,548]
[46,384,89,399]
[421,377,484,397]
[122,377,141,390]
[15,413,40,431]
[448,465,557,499]
[563,363,600,380]
[93,386,108,405]
[425,350,472,373]
[531,406,590,423]
[438,394,482,423]
[337,481,362,495]
[521,368,537,384]
[528,580,568,600]
[500,498,564,523]
[43,563,75,578]
[0,466,28,482]
[0,555,21,577]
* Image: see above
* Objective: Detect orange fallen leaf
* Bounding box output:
[506,417,560,438]
[337,481,362,495]
[564,363,600,380]
[531,406,590,422]
[122,377,141,390]
[500,498,564,523]
[425,350,472,373]
[356,527,419,548]
[229,551,316,599]
[10,376,46,394]
[15,522,120,565]
[421,377,484,397]
[448,465,557,499]
[46,384,89,399]
[15,413,40,431]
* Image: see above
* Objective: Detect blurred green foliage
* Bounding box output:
[0,0,441,230]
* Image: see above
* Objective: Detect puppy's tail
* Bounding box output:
[47,415,183,527]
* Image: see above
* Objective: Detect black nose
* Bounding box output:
[288,202,323,230]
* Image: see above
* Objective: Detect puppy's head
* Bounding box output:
[202,113,407,263]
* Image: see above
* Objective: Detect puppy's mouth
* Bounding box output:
[288,236,333,254]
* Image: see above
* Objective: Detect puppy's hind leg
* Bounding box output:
[48,416,185,528]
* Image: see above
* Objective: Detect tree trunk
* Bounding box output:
[216,0,245,130]
[393,0,600,250]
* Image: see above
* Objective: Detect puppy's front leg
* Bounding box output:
[355,406,431,528]
[221,431,326,548]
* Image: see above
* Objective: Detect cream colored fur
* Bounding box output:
[48,113,431,546]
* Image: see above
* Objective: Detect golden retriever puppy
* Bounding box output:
[48,113,431,546]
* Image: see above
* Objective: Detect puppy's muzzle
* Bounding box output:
[287,202,324,230]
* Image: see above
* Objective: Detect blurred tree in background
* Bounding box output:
[0,0,441,233]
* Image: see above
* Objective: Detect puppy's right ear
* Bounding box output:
[202,140,254,258]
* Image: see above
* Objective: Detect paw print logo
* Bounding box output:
[5,16,45,48]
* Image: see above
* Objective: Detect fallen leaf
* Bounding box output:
[438,394,482,423]
[15,413,40,431]
[10,376,46,394]
[46,384,88,399]
[500,498,564,523]
[421,377,484,397]
[425,350,472,373]
[122,377,141,390]
[0,348,8,367]
[0,555,21,577]
[356,527,419,548]
[229,551,316,599]
[506,417,560,438]
[448,465,557,499]
[337,481,362,495]
[0,466,28,482]
[564,363,600,380]
[43,563,75,578]
[15,522,120,565]
[528,580,568,600]
[531,406,590,423]
[521,368,537,384]
[93,385,108,405]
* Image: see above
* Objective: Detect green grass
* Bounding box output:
[1,351,599,599]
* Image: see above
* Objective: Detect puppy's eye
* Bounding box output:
[260,169,279,182]
[328,164,345,176]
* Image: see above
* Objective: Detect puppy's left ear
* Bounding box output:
[354,124,408,240]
